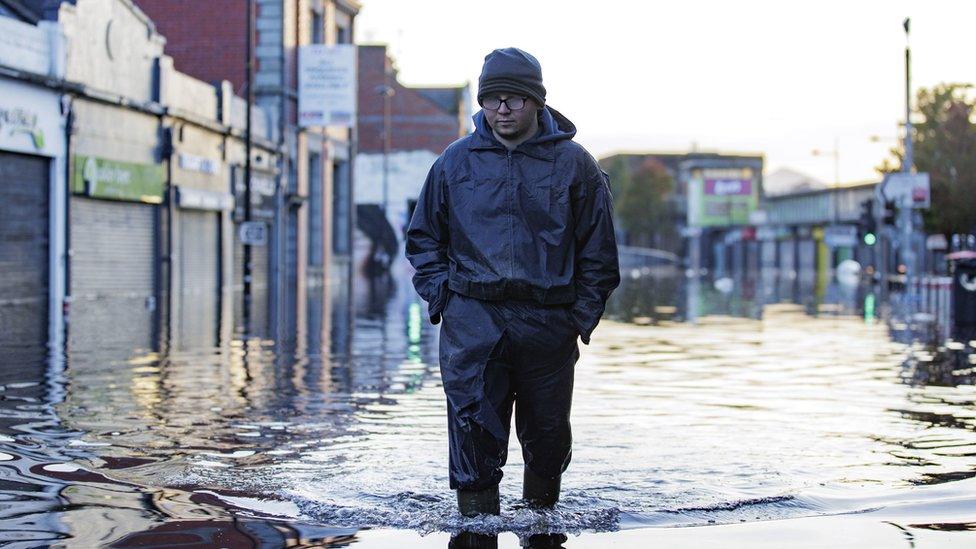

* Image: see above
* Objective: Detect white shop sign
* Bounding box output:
[178,152,221,175]
[177,186,234,211]
[0,78,62,157]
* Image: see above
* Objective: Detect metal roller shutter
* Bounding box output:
[250,236,269,336]
[0,152,49,361]
[761,241,777,269]
[177,210,219,350]
[798,239,817,272]
[284,208,298,336]
[69,197,156,357]
[232,225,270,338]
[778,240,795,273]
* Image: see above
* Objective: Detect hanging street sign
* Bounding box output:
[298,44,357,128]
[882,172,930,209]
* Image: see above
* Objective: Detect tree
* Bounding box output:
[602,156,630,205]
[879,83,976,236]
[607,157,675,249]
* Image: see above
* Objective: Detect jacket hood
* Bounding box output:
[471,106,577,150]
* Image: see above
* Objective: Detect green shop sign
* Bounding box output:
[72,155,164,203]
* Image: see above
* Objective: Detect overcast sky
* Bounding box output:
[355,0,975,185]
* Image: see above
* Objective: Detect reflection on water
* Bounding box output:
[605,266,878,324]
[0,260,973,545]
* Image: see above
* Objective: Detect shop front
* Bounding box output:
[68,153,164,356]
[0,79,64,360]
[173,185,233,350]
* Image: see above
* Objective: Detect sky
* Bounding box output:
[354,0,976,186]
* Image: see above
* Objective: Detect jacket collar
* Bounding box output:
[467,106,575,161]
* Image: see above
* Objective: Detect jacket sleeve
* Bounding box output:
[571,158,621,344]
[405,159,450,324]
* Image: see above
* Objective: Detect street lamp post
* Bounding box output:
[902,18,913,174]
[376,82,395,221]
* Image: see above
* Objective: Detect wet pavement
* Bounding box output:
[0,259,974,547]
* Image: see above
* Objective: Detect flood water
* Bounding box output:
[1,260,974,546]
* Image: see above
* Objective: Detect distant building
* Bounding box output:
[761,182,878,279]
[764,167,826,197]
[355,44,469,247]
[600,151,764,273]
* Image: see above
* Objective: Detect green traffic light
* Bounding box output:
[863,233,877,246]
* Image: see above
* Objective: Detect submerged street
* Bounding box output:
[0,260,973,546]
[1,1,975,547]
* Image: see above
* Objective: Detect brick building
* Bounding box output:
[354,44,469,252]
[130,0,249,94]
[357,45,468,155]
[134,0,360,344]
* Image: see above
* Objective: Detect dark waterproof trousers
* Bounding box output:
[440,290,580,491]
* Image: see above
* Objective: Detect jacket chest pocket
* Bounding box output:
[523,175,569,218]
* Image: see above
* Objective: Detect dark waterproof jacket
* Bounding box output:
[405,106,620,344]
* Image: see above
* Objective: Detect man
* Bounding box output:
[405,47,619,517]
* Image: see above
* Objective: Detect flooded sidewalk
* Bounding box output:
[0,268,974,547]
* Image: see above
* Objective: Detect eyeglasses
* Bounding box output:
[481,96,528,111]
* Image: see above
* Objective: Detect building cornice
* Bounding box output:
[334,0,361,15]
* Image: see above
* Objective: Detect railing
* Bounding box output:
[896,276,954,344]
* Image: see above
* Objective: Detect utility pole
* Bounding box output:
[900,17,916,283]
[243,0,254,337]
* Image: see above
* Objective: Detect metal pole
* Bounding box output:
[900,18,915,283]
[382,81,392,220]
[903,18,913,174]
[243,0,254,337]
[874,183,887,301]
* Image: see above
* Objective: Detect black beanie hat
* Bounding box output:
[477,47,546,107]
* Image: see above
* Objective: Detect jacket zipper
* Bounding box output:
[507,150,514,279]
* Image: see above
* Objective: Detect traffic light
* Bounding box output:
[882,200,896,225]
[858,199,877,246]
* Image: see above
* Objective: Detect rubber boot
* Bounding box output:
[457,485,500,517]
[523,467,560,508]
